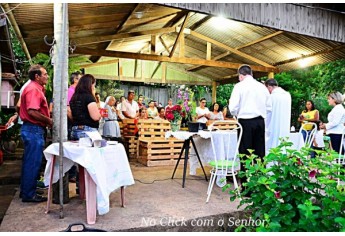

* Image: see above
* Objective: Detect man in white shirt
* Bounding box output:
[264,79,291,155]
[229,65,272,186]
[122,90,139,119]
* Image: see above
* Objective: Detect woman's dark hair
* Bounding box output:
[70,74,96,103]
[158,107,165,113]
[210,102,221,112]
[304,100,316,112]
[199,97,207,102]
[70,71,80,84]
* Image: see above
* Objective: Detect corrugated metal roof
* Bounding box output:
[5,3,345,84]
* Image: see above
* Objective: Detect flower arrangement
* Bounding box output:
[176,86,196,122]
[165,105,183,123]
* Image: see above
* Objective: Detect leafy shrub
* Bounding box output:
[226,139,345,232]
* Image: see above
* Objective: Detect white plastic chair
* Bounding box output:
[206,120,242,203]
[299,122,317,148]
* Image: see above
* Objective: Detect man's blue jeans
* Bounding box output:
[20,122,45,200]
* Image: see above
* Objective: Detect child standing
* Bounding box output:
[311,121,325,158]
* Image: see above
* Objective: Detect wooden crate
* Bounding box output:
[118,121,124,136]
[137,120,184,166]
[122,119,138,137]
[126,136,138,158]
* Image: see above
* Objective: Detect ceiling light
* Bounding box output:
[299,57,313,68]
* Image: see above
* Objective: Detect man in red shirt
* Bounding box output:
[20,64,52,202]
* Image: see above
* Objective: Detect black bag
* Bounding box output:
[62,223,107,232]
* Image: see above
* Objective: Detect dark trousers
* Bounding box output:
[329,133,343,154]
[238,116,265,184]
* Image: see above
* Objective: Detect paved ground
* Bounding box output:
[0,156,244,232]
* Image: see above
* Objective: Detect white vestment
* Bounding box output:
[265,87,292,154]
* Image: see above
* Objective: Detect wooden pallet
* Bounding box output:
[125,136,138,158]
[118,121,124,136]
[137,120,184,166]
[122,119,138,137]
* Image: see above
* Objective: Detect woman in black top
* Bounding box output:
[69,74,101,140]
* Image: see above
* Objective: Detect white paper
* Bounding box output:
[6,122,14,130]
[85,131,102,143]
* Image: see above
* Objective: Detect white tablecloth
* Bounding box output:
[43,142,135,215]
[189,130,238,175]
[287,132,305,150]
[166,130,239,175]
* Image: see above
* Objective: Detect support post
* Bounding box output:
[212,81,217,103]
[53,2,69,219]
[268,72,274,79]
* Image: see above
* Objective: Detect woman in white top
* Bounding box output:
[147,100,158,119]
[209,102,224,121]
[320,92,345,153]
[196,97,210,123]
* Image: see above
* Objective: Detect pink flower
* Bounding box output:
[274,191,281,199]
[309,170,317,178]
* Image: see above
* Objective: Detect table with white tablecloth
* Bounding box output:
[43,142,134,223]
[166,130,239,187]
[287,132,305,150]
[189,130,239,175]
[189,132,303,174]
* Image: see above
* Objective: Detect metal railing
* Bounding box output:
[1,90,20,108]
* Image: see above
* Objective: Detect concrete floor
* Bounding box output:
[0,159,244,232]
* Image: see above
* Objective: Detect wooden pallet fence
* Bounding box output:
[137,120,184,166]
[121,119,138,158]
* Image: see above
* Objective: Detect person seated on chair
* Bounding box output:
[209,102,224,121]
[311,120,325,158]
[298,100,319,141]
[196,98,210,123]
[147,100,158,119]
[154,107,166,120]
[138,107,148,119]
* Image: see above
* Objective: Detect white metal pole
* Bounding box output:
[53,2,69,219]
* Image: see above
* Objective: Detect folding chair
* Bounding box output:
[206,120,242,203]
[299,122,317,148]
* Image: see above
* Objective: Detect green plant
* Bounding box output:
[0,112,21,142]
[226,140,345,232]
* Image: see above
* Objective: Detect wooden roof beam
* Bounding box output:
[273,44,345,66]
[92,74,212,86]
[186,31,283,71]
[115,3,140,34]
[163,10,188,28]
[74,47,279,73]
[73,27,175,46]
[169,12,190,58]
[190,30,275,68]
[189,15,212,31]
[79,59,119,69]
[1,3,31,61]
[159,36,171,55]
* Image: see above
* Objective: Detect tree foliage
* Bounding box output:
[28,53,91,99]
[215,59,345,127]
